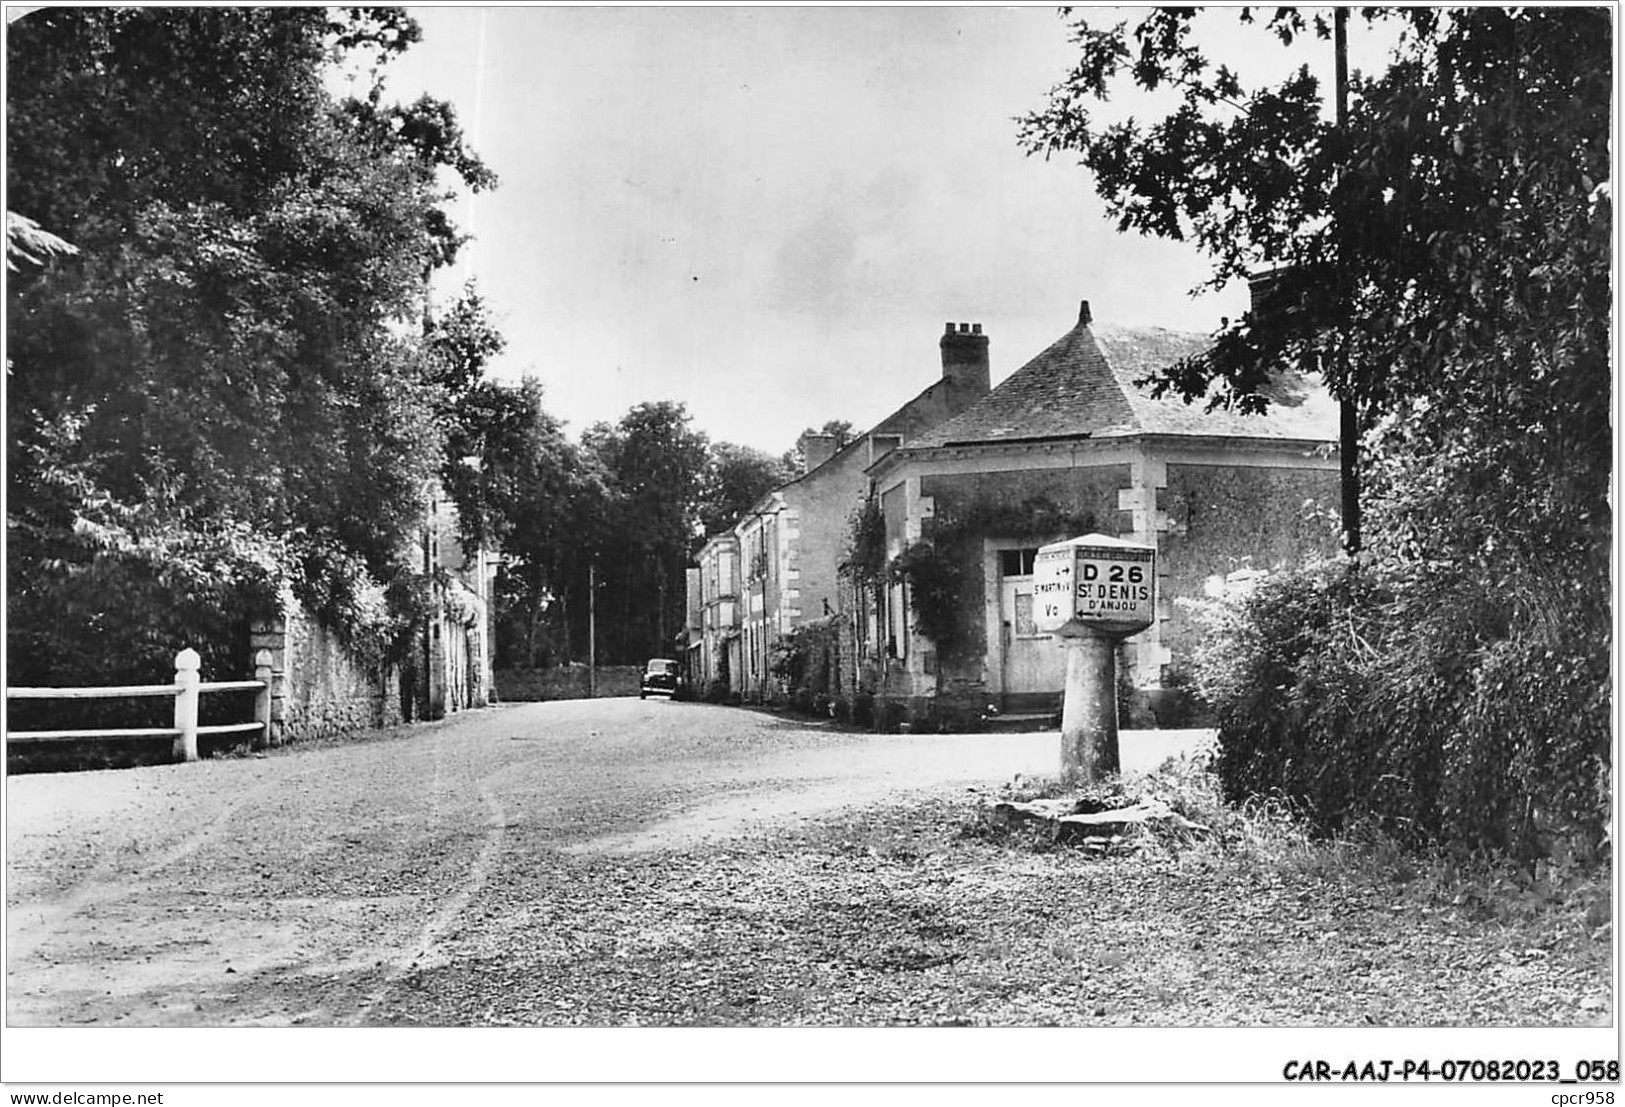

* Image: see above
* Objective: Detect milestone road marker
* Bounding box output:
[1033,534,1157,781]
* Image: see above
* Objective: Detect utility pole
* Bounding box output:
[1336,5,1361,558]
[588,555,597,699]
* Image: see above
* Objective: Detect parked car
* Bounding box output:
[640,658,682,699]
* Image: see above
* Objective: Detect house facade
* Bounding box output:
[419,483,495,718]
[859,300,1341,723]
[692,320,993,699]
[693,532,740,694]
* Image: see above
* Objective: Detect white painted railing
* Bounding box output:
[6,648,274,762]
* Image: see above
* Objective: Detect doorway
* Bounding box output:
[996,546,1065,711]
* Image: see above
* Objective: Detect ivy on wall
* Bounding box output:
[842,497,888,586]
[888,542,963,647]
[932,495,1100,547]
[886,494,1100,659]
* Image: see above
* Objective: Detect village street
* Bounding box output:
[5,700,1191,1027]
[5,701,1607,1031]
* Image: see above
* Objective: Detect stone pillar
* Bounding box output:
[250,612,290,746]
[252,650,274,750]
[1059,631,1121,782]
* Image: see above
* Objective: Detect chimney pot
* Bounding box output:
[1078,300,1092,326]
[972,323,982,335]
[944,322,955,334]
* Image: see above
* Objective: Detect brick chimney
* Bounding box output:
[798,432,838,474]
[940,321,990,414]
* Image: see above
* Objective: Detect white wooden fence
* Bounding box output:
[6,648,275,762]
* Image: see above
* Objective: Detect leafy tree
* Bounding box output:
[698,441,791,538]
[499,442,620,669]
[426,280,507,413]
[577,402,710,663]
[6,7,493,685]
[437,375,595,669]
[1019,7,1609,564]
[1021,8,1611,854]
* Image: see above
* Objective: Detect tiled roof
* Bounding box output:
[908,317,1338,448]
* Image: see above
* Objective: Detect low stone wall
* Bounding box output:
[496,665,643,702]
[253,605,405,745]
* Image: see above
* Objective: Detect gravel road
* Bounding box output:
[5,698,1211,1027]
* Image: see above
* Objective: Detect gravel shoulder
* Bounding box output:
[5,699,1607,1033]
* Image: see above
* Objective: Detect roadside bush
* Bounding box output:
[1191,557,1610,859]
[771,617,843,717]
[6,491,281,735]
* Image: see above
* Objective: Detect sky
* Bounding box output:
[367,5,1384,457]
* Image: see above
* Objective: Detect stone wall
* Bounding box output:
[1157,462,1341,668]
[495,664,643,701]
[782,460,865,638]
[251,605,405,746]
[922,464,1130,688]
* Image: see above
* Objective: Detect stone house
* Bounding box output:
[418,483,495,718]
[681,566,703,687]
[692,320,993,699]
[248,481,493,744]
[692,531,741,694]
[860,299,1341,723]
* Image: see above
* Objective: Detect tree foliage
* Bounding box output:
[1024,7,1612,856]
[698,441,790,538]
[1189,558,1609,860]
[564,402,710,664]
[426,323,615,673]
[1020,9,1609,561]
[6,7,492,684]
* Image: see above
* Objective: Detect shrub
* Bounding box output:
[769,617,842,711]
[1191,557,1610,859]
[6,493,281,736]
[888,542,964,651]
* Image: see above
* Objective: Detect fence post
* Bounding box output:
[173,648,201,763]
[253,649,274,750]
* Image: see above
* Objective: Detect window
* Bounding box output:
[999,548,1038,577]
[1013,593,1037,636]
[887,580,908,660]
